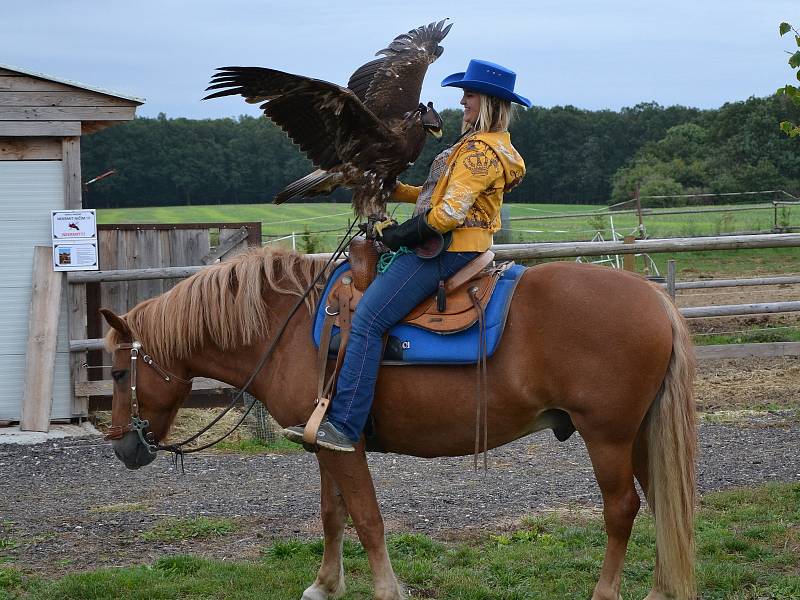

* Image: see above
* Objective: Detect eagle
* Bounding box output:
[203,19,452,217]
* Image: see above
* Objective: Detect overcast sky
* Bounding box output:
[3,1,796,119]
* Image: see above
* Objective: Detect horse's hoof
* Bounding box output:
[301,587,325,600]
[301,582,345,600]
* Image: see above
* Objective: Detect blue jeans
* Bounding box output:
[327,251,479,442]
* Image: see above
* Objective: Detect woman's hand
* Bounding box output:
[379,212,439,251]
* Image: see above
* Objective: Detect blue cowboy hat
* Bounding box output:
[441,59,531,108]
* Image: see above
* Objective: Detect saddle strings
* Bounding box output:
[470,287,489,472]
[154,220,361,459]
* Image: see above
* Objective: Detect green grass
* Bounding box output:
[504,202,795,242]
[88,502,148,514]
[98,202,800,274]
[213,436,302,454]
[654,248,800,277]
[140,517,237,543]
[6,483,798,599]
[695,324,800,346]
[97,201,798,243]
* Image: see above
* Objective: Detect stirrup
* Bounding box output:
[302,397,330,444]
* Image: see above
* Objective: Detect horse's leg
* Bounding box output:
[302,463,347,600]
[578,423,641,600]
[316,448,404,600]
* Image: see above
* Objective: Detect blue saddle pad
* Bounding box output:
[312,261,526,365]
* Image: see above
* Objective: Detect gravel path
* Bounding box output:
[1,415,799,576]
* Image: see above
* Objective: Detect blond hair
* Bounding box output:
[462,93,515,134]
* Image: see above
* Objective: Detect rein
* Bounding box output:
[106,222,359,461]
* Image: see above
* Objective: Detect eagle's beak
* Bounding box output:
[428,127,443,139]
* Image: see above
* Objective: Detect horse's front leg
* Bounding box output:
[317,447,405,600]
[302,462,347,599]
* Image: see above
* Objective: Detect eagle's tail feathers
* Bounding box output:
[273,170,341,205]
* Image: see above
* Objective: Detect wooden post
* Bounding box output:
[634,184,645,238]
[666,259,676,300]
[773,200,779,232]
[63,137,88,417]
[622,235,636,271]
[20,247,63,431]
[495,205,512,244]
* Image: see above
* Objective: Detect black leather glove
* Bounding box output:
[380,212,440,251]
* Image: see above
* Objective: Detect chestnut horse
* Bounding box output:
[100,247,696,600]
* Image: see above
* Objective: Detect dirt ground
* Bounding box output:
[0,274,797,579]
[677,277,799,413]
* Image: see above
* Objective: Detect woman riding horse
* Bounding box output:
[283,59,530,451]
[101,56,696,599]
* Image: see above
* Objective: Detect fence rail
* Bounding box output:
[492,233,800,260]
[695,342,800,360]
[69,232,800,400]
[680,301,800,319]
[509,203,781,222]
[675,275,800,289]
[68,234,800,285]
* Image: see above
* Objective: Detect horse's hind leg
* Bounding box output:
[302,463,347,599]
[316,448,404,600]
[577,422,642,600]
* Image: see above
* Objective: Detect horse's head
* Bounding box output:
[100,308,193,470]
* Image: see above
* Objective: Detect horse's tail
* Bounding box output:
[644,290,697,599]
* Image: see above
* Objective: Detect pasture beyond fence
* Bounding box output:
[54,231,800,409]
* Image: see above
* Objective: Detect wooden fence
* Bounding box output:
[66,232,799,408]
[72,222,261,412]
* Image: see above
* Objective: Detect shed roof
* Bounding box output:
[0,63,144,136]
[0,63,145,104]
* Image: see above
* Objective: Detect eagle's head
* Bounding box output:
[419,102,443,139]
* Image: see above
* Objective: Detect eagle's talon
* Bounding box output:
[374,219,398,238]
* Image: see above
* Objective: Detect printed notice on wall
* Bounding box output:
[51,210,98,271]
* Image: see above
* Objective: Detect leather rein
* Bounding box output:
[104,223,359,460]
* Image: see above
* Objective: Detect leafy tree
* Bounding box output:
[610,96,800,204]
[778,22,800,137]
[80,97,798,209]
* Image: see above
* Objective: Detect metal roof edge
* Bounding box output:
[0,63,145,104]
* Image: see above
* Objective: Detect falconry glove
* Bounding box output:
[379,210,451,259]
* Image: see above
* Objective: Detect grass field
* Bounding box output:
[98,202,800,276]
[3,483,797,599]
[98,201,799,242]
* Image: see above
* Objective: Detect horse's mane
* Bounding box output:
[105,247,334,363]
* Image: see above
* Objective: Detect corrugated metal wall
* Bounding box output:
[0,160,71,420]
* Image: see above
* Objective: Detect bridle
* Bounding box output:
[104,341,193,454]
[104,220,361,462]
[104,335,271,464]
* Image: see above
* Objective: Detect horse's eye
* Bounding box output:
[111,369,127,382]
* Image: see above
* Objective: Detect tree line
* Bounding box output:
[81,95,800,208]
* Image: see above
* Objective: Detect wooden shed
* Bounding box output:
[0,63,142,426]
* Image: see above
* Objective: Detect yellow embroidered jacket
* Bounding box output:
[392,131,525,252]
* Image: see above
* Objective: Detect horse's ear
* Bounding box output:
[100,308,132,337]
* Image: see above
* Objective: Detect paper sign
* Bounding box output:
[52,210,97,240]
[53,242,98,270]
[51,210,98,271]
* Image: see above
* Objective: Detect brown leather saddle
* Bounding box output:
[325,237,512,334]
[305,238,513,459]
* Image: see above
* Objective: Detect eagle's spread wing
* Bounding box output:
[347,58,383,102]
[204,67,397,171]
[360,19,452,121]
